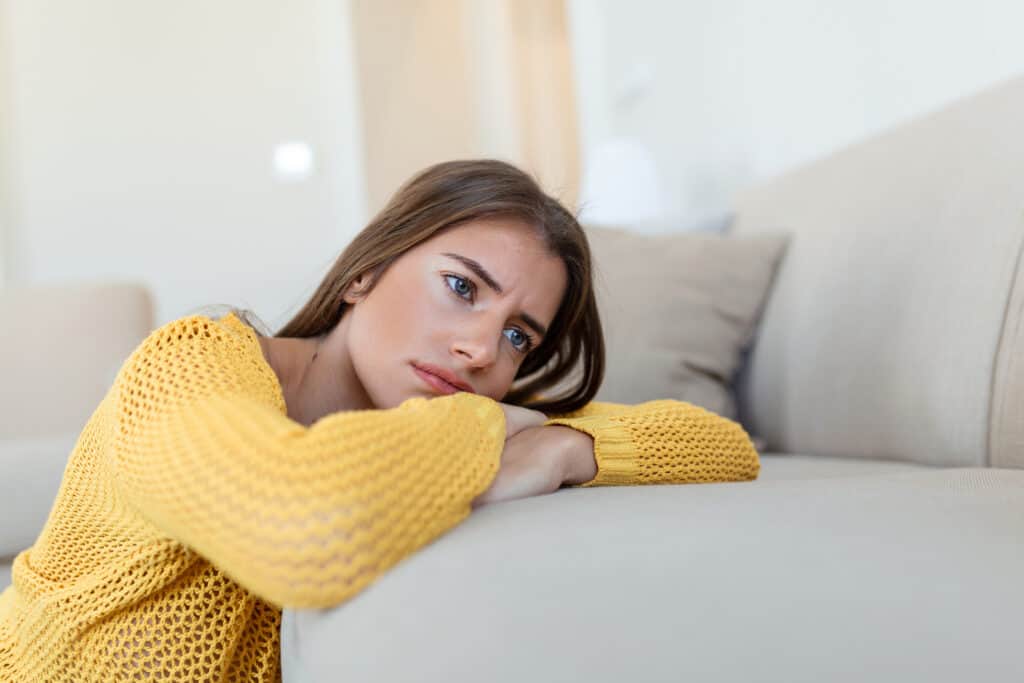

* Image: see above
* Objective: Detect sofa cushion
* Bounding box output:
[754,452,934,481]
[556,226,787,421]
[0,434,78,557]
[282,467,1024,682]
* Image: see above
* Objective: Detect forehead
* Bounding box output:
[419,217,567,320]
[429,217,545,256]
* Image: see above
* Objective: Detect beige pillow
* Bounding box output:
[561,226,788,423]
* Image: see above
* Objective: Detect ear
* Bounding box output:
[342,273,371,304]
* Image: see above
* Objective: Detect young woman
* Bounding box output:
[0,159,760,681]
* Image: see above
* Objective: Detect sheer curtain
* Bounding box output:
[351,0,580,212]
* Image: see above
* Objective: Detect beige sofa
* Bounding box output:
[3,76,1023,681]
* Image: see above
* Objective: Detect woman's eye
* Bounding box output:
[504,328,534,353]
[444,274,474,300]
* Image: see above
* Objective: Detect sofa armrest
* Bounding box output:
[0,281,153,439]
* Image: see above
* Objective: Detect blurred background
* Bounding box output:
[0,0,1022,328]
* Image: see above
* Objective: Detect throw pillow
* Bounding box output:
[547,226,788,432]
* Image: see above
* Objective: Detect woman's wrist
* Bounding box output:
[548,425,598,485]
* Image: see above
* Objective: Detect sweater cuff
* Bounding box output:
[544,414,636,487]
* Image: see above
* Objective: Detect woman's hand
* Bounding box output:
[497,402,548,438]
[472,407,597,508]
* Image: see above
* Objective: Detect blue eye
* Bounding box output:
[444,274,474,300]
[504,327,534,353]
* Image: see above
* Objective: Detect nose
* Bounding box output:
[450,319,500,369]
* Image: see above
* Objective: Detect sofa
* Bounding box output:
[3,75,1023,682]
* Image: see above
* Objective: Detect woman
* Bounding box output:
[0,159,759,681]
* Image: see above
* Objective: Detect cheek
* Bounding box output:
[480,359,522,401]
[356,278,451,359]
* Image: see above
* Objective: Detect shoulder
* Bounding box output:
[128,314,254,366]
[157,311,265,346]
[115,313,281,408]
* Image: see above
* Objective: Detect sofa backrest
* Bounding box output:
[731,75,1024,469]
[0,282,153,439]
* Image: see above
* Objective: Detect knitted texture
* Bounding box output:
[0,312,759,681]
[547,400,761,486]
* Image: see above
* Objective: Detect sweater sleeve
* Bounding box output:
[110,316,505,609]
[544,399,760,487]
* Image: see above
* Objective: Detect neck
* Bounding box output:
[258,314,373,426]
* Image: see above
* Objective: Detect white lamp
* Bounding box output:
[273,141,315,183]
[577,136,667,231]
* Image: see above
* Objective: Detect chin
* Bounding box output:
[353,364,406,410]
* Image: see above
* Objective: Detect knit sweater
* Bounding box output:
[0,312,759,681]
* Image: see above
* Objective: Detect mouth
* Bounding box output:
[411,363,473,395]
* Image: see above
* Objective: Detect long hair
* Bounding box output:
[252,159,603,415]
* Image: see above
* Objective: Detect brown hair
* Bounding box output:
[264,159,603,414]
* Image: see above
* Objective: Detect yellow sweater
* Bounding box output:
[0,312,759,681]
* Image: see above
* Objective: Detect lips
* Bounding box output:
[411,363,474,395]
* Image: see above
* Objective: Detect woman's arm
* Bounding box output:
[544,399,760,487]
[111,318,505,610]
[114,390,503,609]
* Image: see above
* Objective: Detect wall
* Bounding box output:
[1,0,367,327]
[567,0,1024,232]
[0,0,13,287]
[2,0,578,323]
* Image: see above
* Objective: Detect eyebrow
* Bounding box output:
[441,252,549,338]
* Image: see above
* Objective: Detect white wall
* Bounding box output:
[2,0,367,326]
[0,1,13,287]
[568,0,1024,232]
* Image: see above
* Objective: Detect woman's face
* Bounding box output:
[341,217,568,408]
